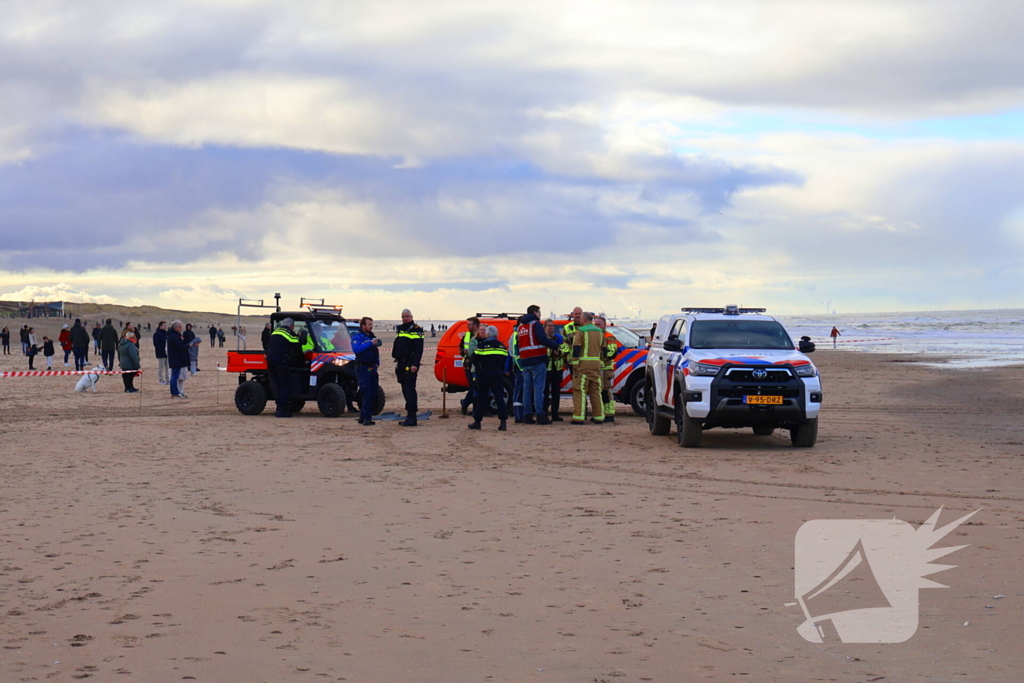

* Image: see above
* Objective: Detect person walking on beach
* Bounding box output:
[217,326,226,347]
[1,326,11,355]
[393,309,424,427]
[20,325,29,355]
[468,325,509,431]
[830,326,841,348]
[59,324,72,365]
[70,319,90,370]
[92,323,102,356]
[26,328,38,369]
[99,319,119,371]
[209,324,217,347]
[118,331,141,393]
[167,321,190,398]
[351,316,383,426]
[42,335,55,370]
[153,321,169,384]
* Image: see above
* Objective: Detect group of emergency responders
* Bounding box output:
[459,306,619,430]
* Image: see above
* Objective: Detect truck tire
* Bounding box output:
[790,418,818,447]
[235,380,267,415]
[317,383,347,418]
[288,399,306,414]
[675,399,702,448]
[647,379,670,436]
[753,426,775,436]
[629,378,646,417]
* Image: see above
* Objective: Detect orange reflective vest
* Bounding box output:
[516,320,547,361]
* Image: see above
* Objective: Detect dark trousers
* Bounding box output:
[63,349,71,363]
[544,369,562,418]
[396,367,418,416]
[473,373,508,423]
[121,371,137,391]
[270,363,292,414]
[101,349,115,371]
[27,352,35,370]
[462,369,477,412]
[210,335,216,347]
[512,369,524,421]
[73,346,87,371]
[356,364,378,422]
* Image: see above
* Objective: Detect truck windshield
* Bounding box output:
[608,326,641,349]
[311,321,354,353]
[689,320,794,350]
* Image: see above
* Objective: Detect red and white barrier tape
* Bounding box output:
[816,338,900,344]
[0,369,146,378]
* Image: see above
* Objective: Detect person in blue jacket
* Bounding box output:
[166,321,190,398]
[153,321,169,384]
[351,316,384,426]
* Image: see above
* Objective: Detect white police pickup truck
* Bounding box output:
[644,306,821,448]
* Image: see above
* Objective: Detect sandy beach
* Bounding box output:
[1,319,1022,682]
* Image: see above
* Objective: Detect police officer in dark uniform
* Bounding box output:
[392,308,424,426]
[468,325,508,431]
[266,318,304,418]
[350,316,383,426]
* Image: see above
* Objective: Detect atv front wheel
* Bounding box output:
[235,380,268,415]
[373,386,386,415]
[317,383,347,418]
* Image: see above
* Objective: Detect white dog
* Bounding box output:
[75,365,105,393]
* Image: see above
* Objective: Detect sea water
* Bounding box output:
[621,309,1024,369]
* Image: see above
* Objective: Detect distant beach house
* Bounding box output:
[17,301,67,318]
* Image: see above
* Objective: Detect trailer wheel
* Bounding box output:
[317,383,347,418]
[235,380,268,415]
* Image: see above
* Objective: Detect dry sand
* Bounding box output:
[1,319,1023,682]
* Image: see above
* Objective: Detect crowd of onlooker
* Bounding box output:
[1,317,238,397]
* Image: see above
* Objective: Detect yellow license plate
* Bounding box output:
[744,395,782,405]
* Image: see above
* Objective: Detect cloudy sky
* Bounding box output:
[1,0,1023,318]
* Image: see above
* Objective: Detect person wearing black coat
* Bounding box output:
[69,319,91,370]
[99,319,119,371]
[261,322,272,350]
[392,309,425,426]
[166,321,190,398]
[153,321,169,385]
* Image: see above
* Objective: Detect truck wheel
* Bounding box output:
[235,381,268,415]
[317,384,347,418]
[647,379,670,436]
[753,426,775,436]
[373,386,386,415]
[675,399,702,448]
[629,378,646,417]
[790,418,818,447]
[288,399,306,414]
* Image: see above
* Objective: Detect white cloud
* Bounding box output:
[0,282,137,305]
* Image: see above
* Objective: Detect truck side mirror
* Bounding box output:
[664,338,683,352]
[298,329,309,345]
[798,339,815,353]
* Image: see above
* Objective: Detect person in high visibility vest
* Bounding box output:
[515,304,560,425]
[266,318,305,418]
[542,319,569,422]
[468,325,509,431]
[508,327,524,423]
[593,315,620,423]
[460,316,481,415]
[570,312,605,424]
[392,309,425,426]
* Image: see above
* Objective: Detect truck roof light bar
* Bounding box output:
[681,306,767,315]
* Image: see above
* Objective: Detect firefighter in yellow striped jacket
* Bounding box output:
[542,319,570,421]
[570,312,605,424]
[593,316,620,423]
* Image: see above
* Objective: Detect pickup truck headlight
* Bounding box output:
[794,363,818,377]
[689,361,721,377]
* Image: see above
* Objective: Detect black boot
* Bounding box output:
[468,421,481,430]
[498,420,507,431]
[399,416,418,427]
